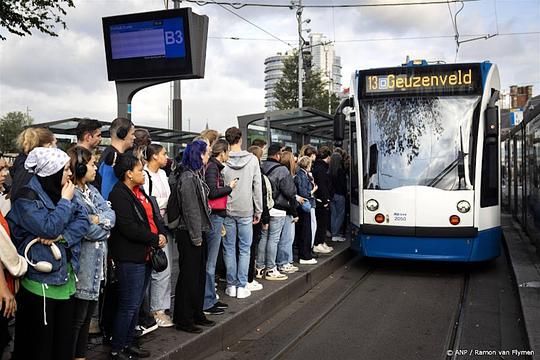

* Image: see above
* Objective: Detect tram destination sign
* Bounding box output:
[359,63,483,98]
[103,8,208,81]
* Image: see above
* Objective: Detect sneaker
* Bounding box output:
[153,311,174,328]
[246,280,263,291]
[203,305,225,315]
[313,244,331,254]
[287,263,299,271]
[216,293,220,300]
[278,263,298,274]
[322,243,333,251]
[225,285,237,298]
[135,318,158,337]
[236,287,251,299]
[215,301,229,309]
[332,236,346,242]
[299,258,318,265]
[255,267,265,279]
[126,344,151,358]
[265,267,288,281]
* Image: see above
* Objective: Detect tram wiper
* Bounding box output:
[427,127,467,189]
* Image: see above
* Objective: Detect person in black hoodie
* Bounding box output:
[108,154,167,360]
[312,146,334,252]
[329,152,348,242]
[203,139,237,315]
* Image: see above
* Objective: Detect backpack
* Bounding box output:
[262,174,274,210]
[166,165,184,230]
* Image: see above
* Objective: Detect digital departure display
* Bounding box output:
[109,18,186,60]
[359,63,483,98]
[103,8,208,81]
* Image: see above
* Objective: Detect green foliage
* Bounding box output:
[0,112,34,153]
[274,52,340,114]
[0,0,75,40]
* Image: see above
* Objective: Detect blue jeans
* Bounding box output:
[149,232,172,312]
[112,262,151,353]
[331,194,346,236]
[277,215,295,267]
[256,216,286,269]
[223,216,253,288]
[204,214,225,310]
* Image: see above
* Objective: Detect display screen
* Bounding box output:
[102,8,208,81]
[359,63,482,98]
[109,18,186,60]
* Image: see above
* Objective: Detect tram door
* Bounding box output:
[349,115,360,227]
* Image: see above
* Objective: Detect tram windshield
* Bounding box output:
[360,96,481,190]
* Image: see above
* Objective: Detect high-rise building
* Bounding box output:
[264,33,342,111]
[308,33,342,94]
[264,53,288,111]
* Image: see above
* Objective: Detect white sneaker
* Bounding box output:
[236,287,251,299]
[265,267,288,280]
[153,310,174,328]
[278,263,298,274]
[216,293,220,300]
[313,244,331,254]
[322,243,333,251]
[255,267,265,279]
[299,258,318,265]
[332,236,346,242]
[225,285,237,298]
[246,280,263,291]
[287,263,299,272]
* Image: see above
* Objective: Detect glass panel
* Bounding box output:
[360,96,481,190]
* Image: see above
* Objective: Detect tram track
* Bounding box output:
[445,271,471,360]
[269,265,378,360]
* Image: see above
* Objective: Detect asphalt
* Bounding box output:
[501,213,540,360]
[86,240,354,360]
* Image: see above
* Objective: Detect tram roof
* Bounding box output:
[31,118,198,144]
[237,107,338,140]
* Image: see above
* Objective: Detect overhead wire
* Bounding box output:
[185,0,479,9]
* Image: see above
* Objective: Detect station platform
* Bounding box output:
[501,213,540,360]
[87,241,354,360]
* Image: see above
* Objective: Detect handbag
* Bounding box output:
[207,165,228,211]
[151,247,168,272]
[300,199,312,213]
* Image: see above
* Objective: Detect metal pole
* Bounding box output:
[297,0,303,108]
[172,0,182,130]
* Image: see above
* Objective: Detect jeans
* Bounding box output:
[72,298,98,358]
[310,207,317,247]
[256,216,286,269]
[331,194,346,236]
[149,233,172,312]
[204,214,225,310]
[111,262,151,353]
[223,216,253,288]
[277,215,295,267]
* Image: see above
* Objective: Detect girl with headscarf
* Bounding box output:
[6,146,90,360]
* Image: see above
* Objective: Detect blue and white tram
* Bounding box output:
[338,61,501,261]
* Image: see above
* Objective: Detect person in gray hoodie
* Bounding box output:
[222,127,263,300]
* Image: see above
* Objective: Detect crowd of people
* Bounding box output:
[0,118,350,360]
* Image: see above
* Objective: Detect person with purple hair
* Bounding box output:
[172,140,215,334]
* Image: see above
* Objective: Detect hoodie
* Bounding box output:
[223,150,263,219]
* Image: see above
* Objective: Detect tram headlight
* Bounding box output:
[366,199,379,211]
[456,200,471,213]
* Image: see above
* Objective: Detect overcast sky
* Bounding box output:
[0,0,539,134]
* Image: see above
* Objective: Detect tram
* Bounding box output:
[502,95,540,249]
[336,60,502,261]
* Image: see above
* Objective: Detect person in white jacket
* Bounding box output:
[143,144,173,328]
[0,159,27,357]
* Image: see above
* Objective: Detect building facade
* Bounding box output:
[264,33,342,111]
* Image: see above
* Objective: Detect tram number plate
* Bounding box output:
[393,212,407,222]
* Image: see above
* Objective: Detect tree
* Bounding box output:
[274,51,340,114]
[0,0,74,41]
[0,112,33,153]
